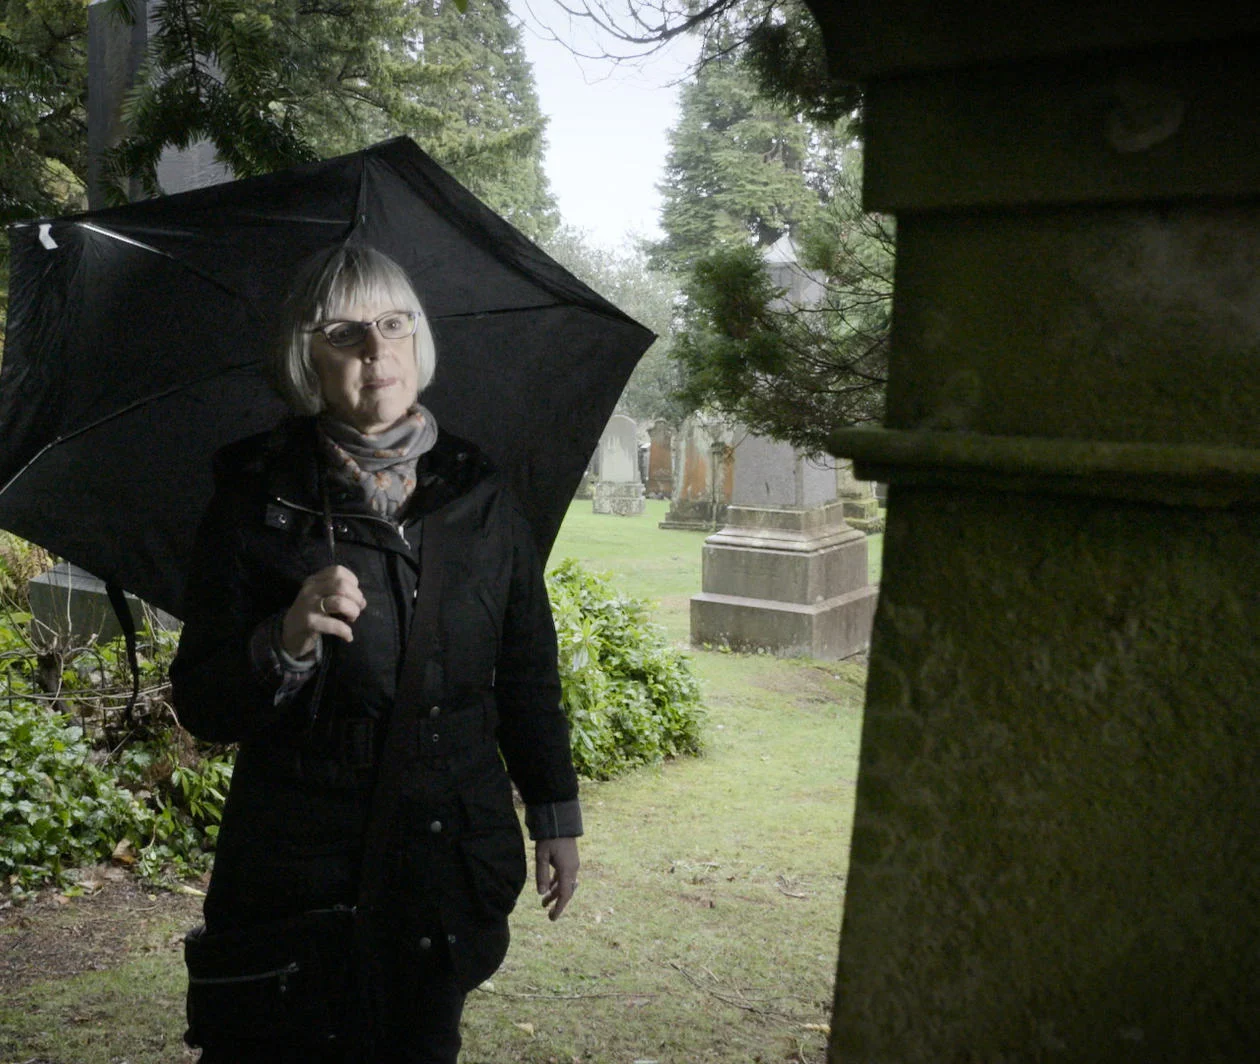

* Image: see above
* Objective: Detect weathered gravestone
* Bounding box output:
[591,414,645,516]
[658,417,733,530]
[690,433,877,658]
[645,420,674,498]
[28,563,178,643]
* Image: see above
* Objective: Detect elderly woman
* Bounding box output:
[171,243,581,1063]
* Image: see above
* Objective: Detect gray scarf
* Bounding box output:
[318,404,438,518]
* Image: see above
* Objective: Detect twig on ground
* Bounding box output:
[475,985,656,1001]
[665,961,807,1023]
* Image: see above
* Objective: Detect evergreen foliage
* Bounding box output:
[647,42,824,275]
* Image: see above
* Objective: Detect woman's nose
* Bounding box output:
[359,327,383,360]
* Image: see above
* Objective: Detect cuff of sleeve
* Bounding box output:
[249,613,321,704]
[524,799,584,840]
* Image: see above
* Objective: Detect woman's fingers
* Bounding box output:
[282,565,365,655]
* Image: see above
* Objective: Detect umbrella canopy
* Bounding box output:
[0,137,652,619]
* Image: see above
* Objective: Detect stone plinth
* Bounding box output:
[692,501,877,658]
[28,563,177,643]
[592,480,645,516]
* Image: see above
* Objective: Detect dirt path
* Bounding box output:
[0,867,206,996]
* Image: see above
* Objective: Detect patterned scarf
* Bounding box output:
[318,404,438,518]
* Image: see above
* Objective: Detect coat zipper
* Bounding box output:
[189,961,299,990]
[275,495,411,549]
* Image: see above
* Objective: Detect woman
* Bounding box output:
[171,243,581,1063]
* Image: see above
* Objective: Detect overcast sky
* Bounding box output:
[510,0,700,250]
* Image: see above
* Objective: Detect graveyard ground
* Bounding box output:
[0,500,882,1064]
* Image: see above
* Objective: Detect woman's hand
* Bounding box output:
[280,565,366,659]
[536,836,580,921]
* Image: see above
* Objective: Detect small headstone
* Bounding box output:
[592,414,645,516]
[646,421,674,498]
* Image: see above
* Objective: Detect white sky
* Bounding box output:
[510,0,701,250]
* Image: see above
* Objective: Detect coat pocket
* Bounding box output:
[456,766,526,918]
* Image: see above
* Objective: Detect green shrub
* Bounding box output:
[0,608,229,892]
[0,700,146,891]
[547,558,703,780]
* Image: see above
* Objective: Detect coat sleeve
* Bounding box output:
[170,480,297,743]
[491,492,581,830]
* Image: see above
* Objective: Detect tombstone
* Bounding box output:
[836,459,883,533]
[591,414,645,516]
[28,563,178,643]
[645,420,674,499]
[690,433,878,659]
[658,417,733,530]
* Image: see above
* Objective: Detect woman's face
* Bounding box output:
[310,301,420,435]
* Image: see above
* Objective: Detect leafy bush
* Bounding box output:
[0,605,229,893]
[547,558,703,779]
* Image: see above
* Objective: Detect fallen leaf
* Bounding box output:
[803,1023,830,1035]
[513,1022,535,1036]
[111,839,136,865]
[172,884,206,897]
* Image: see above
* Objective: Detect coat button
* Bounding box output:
[418,937,432,950]
[429,705,441,718]
[447,934,457,945]
[431,733,440,743]
[429,820,442,834]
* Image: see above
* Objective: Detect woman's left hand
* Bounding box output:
[535,836,580,921]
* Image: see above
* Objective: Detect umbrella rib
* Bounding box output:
[76,221,267,314]
[432,303,627,323]
[0,359,263,505]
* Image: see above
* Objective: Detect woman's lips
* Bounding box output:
[361,377,396,390]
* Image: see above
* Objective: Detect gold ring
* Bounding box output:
[319,595,330,615]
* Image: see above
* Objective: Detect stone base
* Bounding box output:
[573,472,595,500]
[691,584,878,659]
[592,480,645,516]
[690,501,878,659]
[659,499,728,531]
[847,513,886,534]
[28,563,178,643]
[842,496,881,521]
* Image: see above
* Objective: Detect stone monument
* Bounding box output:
[814,0,1260,1058]
[645,420,674,498]
[28,563,178,643]
[690,433,877,658]
[836,460,883,533]
[659,417,733,531]
[591,414,645,516]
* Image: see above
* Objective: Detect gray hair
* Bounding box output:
[269,244,436,414]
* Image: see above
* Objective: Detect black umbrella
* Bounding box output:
[0,137,652,620]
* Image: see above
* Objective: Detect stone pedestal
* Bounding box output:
[837,460,884,533]
[592,480,645,516]
[690,434,877,658]
[692,501,877,658]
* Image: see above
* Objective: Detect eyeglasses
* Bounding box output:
[307,310,419,348]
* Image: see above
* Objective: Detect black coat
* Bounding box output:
[171,417,579,993]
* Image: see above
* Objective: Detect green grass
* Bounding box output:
[0,500,875,1063]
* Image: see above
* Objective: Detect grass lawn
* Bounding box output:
[0,499,876,1064]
